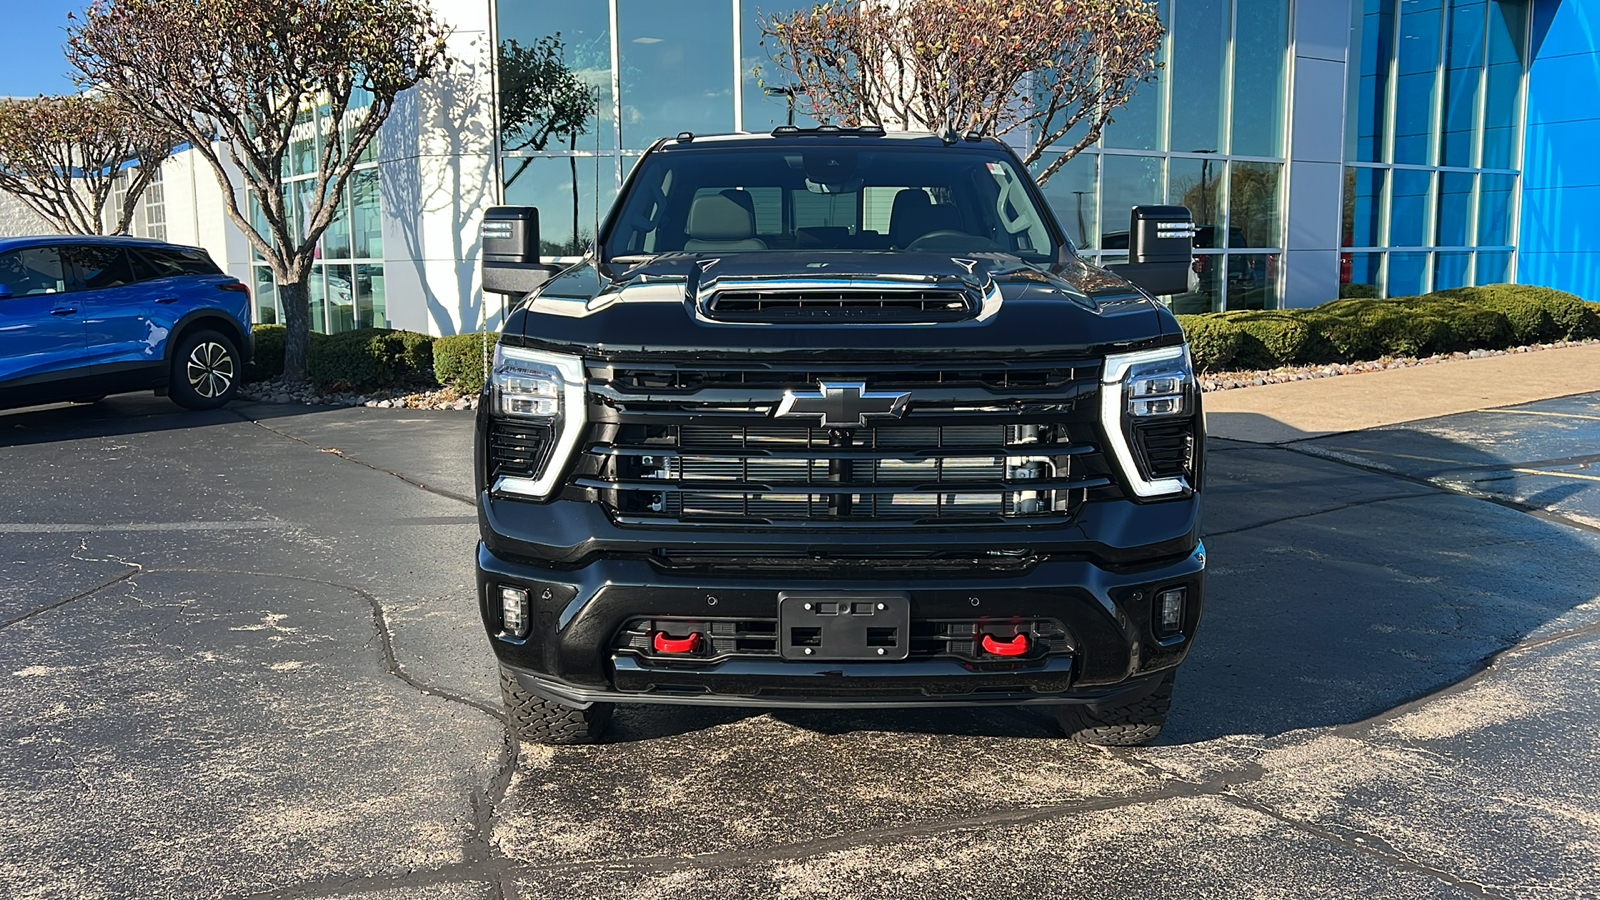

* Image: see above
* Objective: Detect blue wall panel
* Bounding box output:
[1521,0,1600,296]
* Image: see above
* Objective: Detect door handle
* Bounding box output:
[155,296,179,304]
[50,307,78,315]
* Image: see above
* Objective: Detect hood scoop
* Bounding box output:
[692,253,993,324]
[705,282,976,323]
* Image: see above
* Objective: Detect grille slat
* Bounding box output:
[577,362,1119,526]
[489,422,552,481]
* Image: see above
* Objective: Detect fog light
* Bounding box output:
[1157,588,1186,635]
[500,585,530,637]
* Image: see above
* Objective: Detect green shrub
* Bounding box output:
[1219,312,1319,369]
[247,324,287,382]
[308,328,434,391]
[1174,315,1244,372]
[1436,284,1600,341]
[433,332,496,394]
[1305,298,1453,359]
[1403,296,1514,352]
[396,329,436,380]
[1433,286,1559,345]
[1339,283,1380,300]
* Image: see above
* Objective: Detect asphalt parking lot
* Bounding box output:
[3,389,1599,899]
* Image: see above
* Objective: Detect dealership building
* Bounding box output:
[6,0,1596,336]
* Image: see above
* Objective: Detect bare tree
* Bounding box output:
[68,0,451,381]
[0,93,175,235]
[761,0,1164,184]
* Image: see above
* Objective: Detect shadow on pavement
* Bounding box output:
[0,393,339,448]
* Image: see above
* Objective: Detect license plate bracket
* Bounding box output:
[777,591,911,661]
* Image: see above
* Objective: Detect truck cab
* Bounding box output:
[474,127,1204,746]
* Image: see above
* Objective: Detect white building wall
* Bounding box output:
[376,0,499,336]
[0,192,50,236]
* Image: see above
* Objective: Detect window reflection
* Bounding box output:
[1477,250,1512,283]
[1434,251,1472,289]
[1168,0,1229,155]
[503,155,618,257]
[1229,162,1281,249]
[1346,0,1395,162]
[1482,1,1525,169]
[253,266,277,325]
[1167,256,1223,314]
[1435,171,1474,247]
[1393,0,1443,165]
[496,2,614,151]
[1343,166,1386,248]
[1477,174,1515,246]
[1169,157,1225,248]
[740,1,822,132]
[1388,251,1431,295]
[1390,169,1433,246]
[1103,0,1167,151]
[1099,155,1162,250]
[1231,0,1288,158]
[1441,1,1486,168]
[352,169,383,260]
[1227,253,1280,310]
[1344,252,1383,292]
[619,0,734,147]
[1034,153,1099,251]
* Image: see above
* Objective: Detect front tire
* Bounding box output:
[1054,672,1174,746]
[499,665,613,745]
[169,329,240,410]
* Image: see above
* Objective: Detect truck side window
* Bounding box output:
[0,247,67,296]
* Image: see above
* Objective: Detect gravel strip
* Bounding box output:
[1199,338,1600,392]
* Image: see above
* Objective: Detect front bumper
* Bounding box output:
[476,523,1205,709]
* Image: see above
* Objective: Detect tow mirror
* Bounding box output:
[480,206,562,296]
[1108,205,1195,297]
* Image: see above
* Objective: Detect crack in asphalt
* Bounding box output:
[0,566,142,631]
[1220,793,1506,899]
[233,410,476,507]
[1202,492,1431,538]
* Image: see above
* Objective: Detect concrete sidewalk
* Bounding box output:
[1202,343,1600,443]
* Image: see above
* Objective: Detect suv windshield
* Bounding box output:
[603,143,1061,262]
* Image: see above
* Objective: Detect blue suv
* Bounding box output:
[0,235,253,411]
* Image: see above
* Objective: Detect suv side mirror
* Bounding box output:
[481,206,562,296]
[0,284,13,300]
[1108,205,1195,297]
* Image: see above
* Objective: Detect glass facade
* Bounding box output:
[1341,0,1529,297]
[250,96,385,332]
[1032,0,1289,312]
[492,0,1536,311]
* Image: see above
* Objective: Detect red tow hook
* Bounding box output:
[652,631,702,654]
[980,633,1029,656]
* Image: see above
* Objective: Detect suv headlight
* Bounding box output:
[489,344,586,498]
[1101,344,1196,498]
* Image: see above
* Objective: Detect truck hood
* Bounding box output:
[501,250,1171,361]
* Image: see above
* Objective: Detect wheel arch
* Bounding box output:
[165,310,252,370]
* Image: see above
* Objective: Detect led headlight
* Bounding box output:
[490,344,586,498]
[1101,344,1195,498]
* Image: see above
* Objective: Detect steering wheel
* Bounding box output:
[905,230,1002,252]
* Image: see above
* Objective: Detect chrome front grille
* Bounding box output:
[572,360,1117,527]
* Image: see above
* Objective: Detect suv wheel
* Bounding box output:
[170,329,240,410]
[499,665,613,745]
[1054,672,1174,746]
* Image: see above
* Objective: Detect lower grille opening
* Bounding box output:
[615,616,1073,664]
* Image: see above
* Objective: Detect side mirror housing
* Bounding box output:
[1108,205,1195,297]
[481,206,562,296]
[0,284,13,300]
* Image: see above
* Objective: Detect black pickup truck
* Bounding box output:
[474,127,1204,746]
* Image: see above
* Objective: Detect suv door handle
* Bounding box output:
[50,306,78,315]
[155,296,179,304]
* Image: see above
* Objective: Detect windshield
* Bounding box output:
[602,143,1062,262]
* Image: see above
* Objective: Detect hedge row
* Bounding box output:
[247,325,495,393]
[1176,284,1600,372]
[250,283,1598,391]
